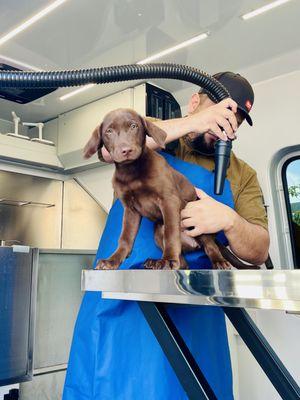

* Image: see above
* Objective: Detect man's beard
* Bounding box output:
[186,133,215,156]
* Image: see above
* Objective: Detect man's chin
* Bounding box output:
[187,133,215,155]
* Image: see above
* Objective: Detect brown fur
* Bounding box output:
[84,108,259,270]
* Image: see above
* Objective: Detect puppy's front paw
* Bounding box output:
[212,258,232,270]
[96,259,120,270]
[144,258,182,270]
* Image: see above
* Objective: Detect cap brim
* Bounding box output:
[238,106,253,126]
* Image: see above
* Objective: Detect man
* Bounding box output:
[101,72,270,265]
[64,74,267,400]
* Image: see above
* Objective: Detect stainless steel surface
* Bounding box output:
[39,249,97,255]
[0,246,38,386]
[61,180,107,250]
[0,170,63,248]
[0,170,107,250]
[82,270,300,312]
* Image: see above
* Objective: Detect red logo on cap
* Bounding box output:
[245,100,252,111]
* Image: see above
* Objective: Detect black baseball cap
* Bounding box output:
[204,72,254,126]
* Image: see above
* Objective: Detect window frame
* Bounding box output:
[281,155,300,269]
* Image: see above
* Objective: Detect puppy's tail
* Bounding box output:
[215,239,260,270]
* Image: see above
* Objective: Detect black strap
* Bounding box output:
[265,254,274,269]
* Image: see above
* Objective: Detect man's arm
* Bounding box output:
[228,168,270,264]
[101,98,238,162]
[224,213,269,265]
[181,188,270,266]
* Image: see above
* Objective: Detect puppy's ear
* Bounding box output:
[83,124,103,159]
[141,118,167,149]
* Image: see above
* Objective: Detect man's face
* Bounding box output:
[188,93,244,155]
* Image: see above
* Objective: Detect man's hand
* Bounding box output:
[181,187,270,265]
[181,188,235,236]
[188,98,238,141]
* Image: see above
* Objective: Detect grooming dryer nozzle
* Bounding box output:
[214,140,232,195]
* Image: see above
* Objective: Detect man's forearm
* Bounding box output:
[147,116,196,149]
[224,212,270,265]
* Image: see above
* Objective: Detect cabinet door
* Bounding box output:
[34,252,94,369]
[0,247,37,385]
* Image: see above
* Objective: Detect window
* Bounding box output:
[282,157,300,268]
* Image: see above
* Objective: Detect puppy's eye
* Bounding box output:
[106,128,113,134]
[130,123,137,130]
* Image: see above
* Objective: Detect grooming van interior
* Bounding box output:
[0,1,300,399]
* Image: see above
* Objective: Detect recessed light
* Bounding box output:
[59,84,96,101]
[137,32,209,64]
[241,0,292,20]
[0,0,69,47]
[0,54,41,71]
[60,32,209,101]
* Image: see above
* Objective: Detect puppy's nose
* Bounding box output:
[121,147,133,156]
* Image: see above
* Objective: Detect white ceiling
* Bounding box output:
[0,0,299,123]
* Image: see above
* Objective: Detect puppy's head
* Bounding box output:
[83,108,167,164]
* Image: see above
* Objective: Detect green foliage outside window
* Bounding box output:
[288,184,300,226]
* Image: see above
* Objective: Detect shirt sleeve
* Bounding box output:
[235,167,268,231]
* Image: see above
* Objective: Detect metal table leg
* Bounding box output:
[139,302,300,400]
[138,301,217,400]
[223,307,300,400]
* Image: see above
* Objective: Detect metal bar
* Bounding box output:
[82,269,300,312]
[223,307,300,400]
[139,301,217,400]
[34,363,67,376]
[26,248,39,381]
[0,198,55,207]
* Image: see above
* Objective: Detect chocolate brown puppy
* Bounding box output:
[84,108,259,270]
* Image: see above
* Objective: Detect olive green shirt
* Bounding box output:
[175,137,268,230]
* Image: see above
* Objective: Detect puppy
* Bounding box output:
[84,108,258,270]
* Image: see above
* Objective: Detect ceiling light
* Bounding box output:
[137,32,209,64]
[59,84,96,101]
[60,32,209,101]
[0,0,68,47]
[0,54,41,71]
[241,0,292,20]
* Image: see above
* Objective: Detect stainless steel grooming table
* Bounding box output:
[82,269,300,400]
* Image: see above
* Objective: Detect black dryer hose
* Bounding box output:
[0,63,231,194]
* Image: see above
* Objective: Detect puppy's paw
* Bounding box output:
[95,259,120,270]
[144,258,182,270]
[144,259,159,270]
[212,259,232,270]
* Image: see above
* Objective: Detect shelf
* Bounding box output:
[0,198,55,207]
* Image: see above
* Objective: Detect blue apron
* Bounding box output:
[63,152,234,400]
